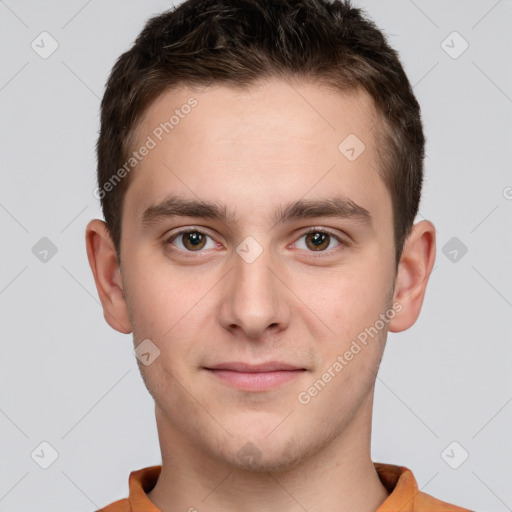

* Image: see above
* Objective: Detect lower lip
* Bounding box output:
[205,369,305,391]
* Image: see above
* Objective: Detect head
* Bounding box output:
[86,0,435,472]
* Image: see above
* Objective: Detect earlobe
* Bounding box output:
[388,220,436,333]
[85,219,132,334]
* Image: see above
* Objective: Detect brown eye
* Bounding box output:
[305,231,331,251]
[294,229,343,253]
[168,230,216,252]
[181,232,206,251]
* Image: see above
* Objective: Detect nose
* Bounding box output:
[218,244,291,340]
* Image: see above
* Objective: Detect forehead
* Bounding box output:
[123,78,390,231]
[131,78,378,156]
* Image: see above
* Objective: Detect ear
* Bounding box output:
[85,219,132,334]
[388,220,436,333]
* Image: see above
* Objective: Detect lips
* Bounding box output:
[203,361,306,391]
[205,361,304,372]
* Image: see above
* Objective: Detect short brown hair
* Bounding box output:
[96,0,425,266]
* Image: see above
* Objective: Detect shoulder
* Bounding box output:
[375,463,472,512]
[94,465,162,512]
[95,497,131,512]
[414,490,473,511]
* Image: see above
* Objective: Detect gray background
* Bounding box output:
[1,0,511,510]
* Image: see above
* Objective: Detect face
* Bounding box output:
[117,78,398,471]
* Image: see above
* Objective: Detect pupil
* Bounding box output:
[312,233,325,245]
[307,232,329,251]
[188,232,203,245]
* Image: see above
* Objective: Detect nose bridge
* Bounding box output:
[221,240,288,337]
[235,249,274,302]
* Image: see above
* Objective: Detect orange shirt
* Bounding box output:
[98,463,471,512]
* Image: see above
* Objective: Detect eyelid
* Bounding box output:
[165,225,215,240]
[300,226,347,240]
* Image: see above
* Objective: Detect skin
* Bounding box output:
[86,77,436,512]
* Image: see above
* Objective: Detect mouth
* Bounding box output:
[203,361,307,392]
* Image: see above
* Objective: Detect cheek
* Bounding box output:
[125,279,171,340]
[298,258,392,338]
[123,251,202,338]
[123,258,213,370]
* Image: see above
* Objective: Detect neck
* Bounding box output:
[147,394,389,512]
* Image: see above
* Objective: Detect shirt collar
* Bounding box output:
[127,463,419,511]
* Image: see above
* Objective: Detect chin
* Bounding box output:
[220,435,313,474]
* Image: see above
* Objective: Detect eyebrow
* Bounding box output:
[141,194,372,229]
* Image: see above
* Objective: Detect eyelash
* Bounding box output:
[165,226,348,256]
